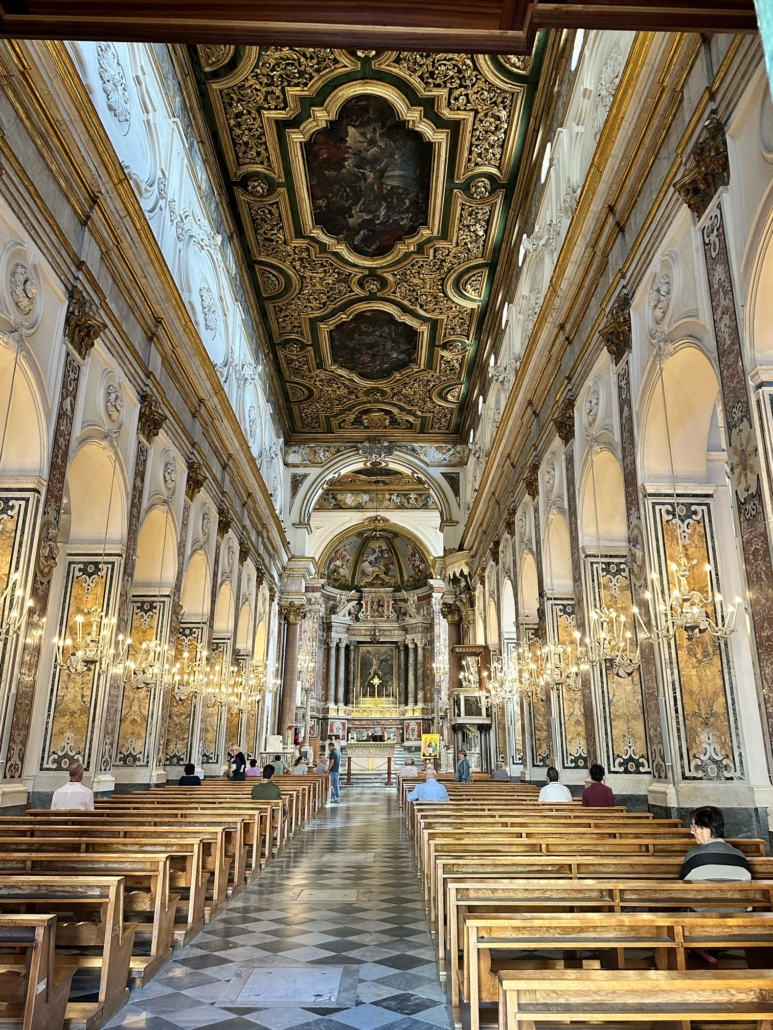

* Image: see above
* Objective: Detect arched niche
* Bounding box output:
[640,344,720,483]
[579,447,627,549]
[519,552,539,619]
[0,343,45,477]
[544,510,573,592]
[487,597,499,647]
[236,601,251,651]
[213,581,234,634]
[65,440,127,546]
[134,506,177,591]
[180,549,211,622]
[501,577,517,635]
[254,619,267,662]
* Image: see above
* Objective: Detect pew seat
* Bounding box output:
[0,915,77,1030]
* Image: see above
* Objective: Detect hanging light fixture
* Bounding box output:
[635,342,741,644]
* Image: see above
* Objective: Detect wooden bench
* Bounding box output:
[496,968,773,1030]
[0,915,77,1030]
[465,910,773,1030]
[0,853,178,986]
[432,854,773,945]
[444,878,773,1006]
[0,876,136,1030]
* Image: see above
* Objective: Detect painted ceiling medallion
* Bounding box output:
[193,43,542,439]
[304,94,432,259]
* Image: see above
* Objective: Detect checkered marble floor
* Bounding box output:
[106,792,452,1030]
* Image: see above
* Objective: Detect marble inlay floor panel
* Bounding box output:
[106,791,452,1030]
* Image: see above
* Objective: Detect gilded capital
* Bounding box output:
[523,460,540,500]
[503,508,516,538]
[138,390,167,446]
[255,561,266,589]
[216,505,234,540]
[440,601,461,624]
[489,538,500,566]
[64,286,106,363]
[280,600,307,624]
[599,293,631,365]
[674,114,729,219]
[239,540,251,565]
[554,396,575,445]
[185,459,207,501]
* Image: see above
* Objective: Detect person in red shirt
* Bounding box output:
[582,763,615,806]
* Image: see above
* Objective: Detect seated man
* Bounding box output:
[539,766,572,801]
[272,754,287,775]
[407,768,450,803]
[680,806,752,881]
[398,757,418,779]
[178,762,201,786]
[582,763,615,806]
[246,759,261,778]
[51,761,94,810]
[251,763,282,799]
[491,761,510,781]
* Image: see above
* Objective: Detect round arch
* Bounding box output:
[578,445,626,549]
[519,552,539,619]
[180,549,211,622]
[213,581,234,634]
[236,601,251,651]
[544,509,572,592]
[319,518,433,592]
[487,597,499,648]
[501,577,517,635]
[65,440,127,546]
[0,341,46,477]
[134,505,178,591]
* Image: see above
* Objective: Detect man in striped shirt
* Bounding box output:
[679,805,752,882]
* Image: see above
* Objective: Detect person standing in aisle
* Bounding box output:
[328,739,341,803]
[456,749,472,782]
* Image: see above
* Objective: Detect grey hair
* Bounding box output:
[69,761,84,780]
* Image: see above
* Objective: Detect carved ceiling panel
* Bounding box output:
[192,45,543,439]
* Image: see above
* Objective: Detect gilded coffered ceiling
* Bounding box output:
[190,44,544,440]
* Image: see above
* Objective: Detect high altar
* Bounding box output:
[313,519,447,746]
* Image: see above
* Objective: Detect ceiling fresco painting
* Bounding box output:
[314,466,437,510]
[191,45,544,440]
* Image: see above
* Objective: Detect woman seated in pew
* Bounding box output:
[680,806,752,882]
[246,759,262,777]
[178,763,201,786]
[291,756,308,775]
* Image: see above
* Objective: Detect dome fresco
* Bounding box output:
[324,523,430,591]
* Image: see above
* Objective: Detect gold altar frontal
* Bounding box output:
[346,740,395,772]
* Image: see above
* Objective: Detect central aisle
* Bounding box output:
[107,791,452,1030]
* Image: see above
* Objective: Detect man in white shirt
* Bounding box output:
[397,757,418,779]
[538,766,572,802]
[51,762,94,811]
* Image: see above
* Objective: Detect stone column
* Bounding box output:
[524,460,554,764]
[416,638,425,706]
[4,288,105,780]
[398,643,406,706]
[326,638,336,705]
[554,397,599,765]
[98,391,167,779]
[336,638,346,707]
[346,643,356,707]
[278,601,306,736]
[153,459,206,777]
[674,115,773,758]
[442,603,462,696]
[407,640,416,708]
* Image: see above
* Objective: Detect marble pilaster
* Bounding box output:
[336,638,346,707]
[346,643,356,708]
[407,640,416,707]
[278,601,305,734]
[4,287,105,780]
[326,639,336,705]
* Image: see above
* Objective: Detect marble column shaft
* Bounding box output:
[279,617,301,733]
[416,639,425,705]
[563,442,599,765]
[531,495,554,764]
[346,643,356,707]
[327,639,337,705]
[407,641,416,707]
[336,639,346,707]
[615,358,667,777]
[700,203,773,748]
[5,289,104,780]
[398,643,406,707]
[447,617,462,698]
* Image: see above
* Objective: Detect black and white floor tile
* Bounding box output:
[106,791,452,1030]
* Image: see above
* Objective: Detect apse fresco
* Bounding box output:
[304,95,432,258]
[650,497,743,780]
[329,309,419,380]
[324,523,430,591]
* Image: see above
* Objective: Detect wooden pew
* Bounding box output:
[496,968,773,1030]
[465,910,773,1030]
[0,876,136,1030]
[0,827,209,942]
[8,818,229,921]
[0,915,77,1030]
[433,854,773,947]
[444,878,773,1007]
[0,853,178,986]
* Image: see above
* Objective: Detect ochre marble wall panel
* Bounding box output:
[116,598,167,766]
[546,597,587,768]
